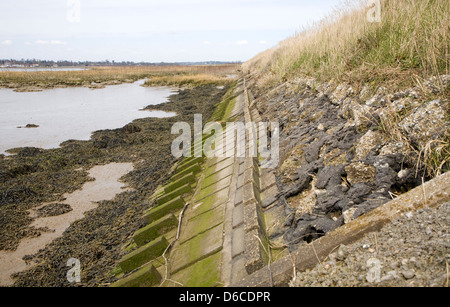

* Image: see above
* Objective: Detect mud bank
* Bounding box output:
[0,84,230,286]
[0,163,133,286]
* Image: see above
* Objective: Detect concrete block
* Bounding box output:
[119,236,169,273]
[144,196,185,224]
[243,200,265,234]
[177,157,204,173]
[134,214,178,247]
[170,224,224,274]
[244,229,265,275]
[172,164,201,182]
[156,184,191,206]
[164,173,196,194]
[111,264,161,287]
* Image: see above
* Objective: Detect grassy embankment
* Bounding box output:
[244,0,448,90]
[243,0,449,177]
[0,64,239,90]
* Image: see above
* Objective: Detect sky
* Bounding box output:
[0,0,345,63]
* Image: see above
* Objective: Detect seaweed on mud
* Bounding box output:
[36,204,73,218]
[1,84,230,287]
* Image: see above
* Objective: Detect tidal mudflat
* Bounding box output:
[0,162,133,286]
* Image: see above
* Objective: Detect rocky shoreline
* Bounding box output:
[0,84,230,286]
[244,73,449,250]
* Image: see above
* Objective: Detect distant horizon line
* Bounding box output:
[0,59,243,66]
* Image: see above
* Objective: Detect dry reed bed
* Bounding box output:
[0,65,239,89]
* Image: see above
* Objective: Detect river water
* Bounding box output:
[0,80,176,154]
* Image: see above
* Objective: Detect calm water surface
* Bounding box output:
[0,80,176,154]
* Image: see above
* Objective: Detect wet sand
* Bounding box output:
[0,162,134,286]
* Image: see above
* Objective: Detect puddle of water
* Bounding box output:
[0,162,134,286]
[0,80,176,154]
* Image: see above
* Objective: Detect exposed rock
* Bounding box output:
[330,84,354,105]
[343,207,358,224]
[399,99,448,148]
[365,87,387,107]
[379,141,410,156]
[336,245,348,261]
[345,162,376,185]
[340,99,375,132]
[401,269,416,280]
[354,130,387,160]
[291,203,450,287]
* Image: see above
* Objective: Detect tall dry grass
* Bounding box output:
[244,0,449,89]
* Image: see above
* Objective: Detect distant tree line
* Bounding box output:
[0,59,241,67]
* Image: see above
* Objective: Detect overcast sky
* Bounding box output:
[0,0,345,62]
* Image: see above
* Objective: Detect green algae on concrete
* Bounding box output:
[164,173,196,194]
[204,158,234,179]
[182,205,225,244]
[144,196,185,224]
[177,157,204,173]
[134,214,178,247]
[196,177,232,202]
[193,187,230,215]
[200,172,232,191]
[156,183,192,206]
[170,224,224,274]
[119,236,169,273]
[111,264,162,287]
[171,252,223,287]
[171,164,201,182]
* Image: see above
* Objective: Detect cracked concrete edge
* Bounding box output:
[233,171,450,287]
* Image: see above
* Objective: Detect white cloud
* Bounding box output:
[35,40,68,45]
[235,40,248,45]
[1,40,13,46]
[259,40,268,44]
[203,41,211,45]
[50,40,68,45]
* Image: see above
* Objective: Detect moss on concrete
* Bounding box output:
[177,157,204,173]
[171,252,223,287]
[170,224,223,274]
[164,173,196,193]
[171,164,201,182]
[144,196,185,224]
[134,214,178,247]
[182,205,225,244]
[111,264,162,287]
[156,184,192,206]
[119,236,169,273]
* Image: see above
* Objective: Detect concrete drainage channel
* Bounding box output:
[110,78,450,287]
